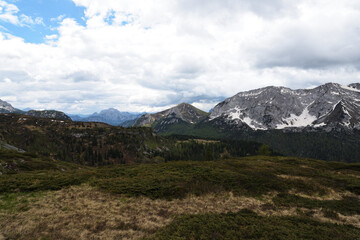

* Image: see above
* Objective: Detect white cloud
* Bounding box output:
[45,34,58,40]
[50,14,65,22]
[1,0,360,114]
[0,0,19,24]
[0,0,44,26]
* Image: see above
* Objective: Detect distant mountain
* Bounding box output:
[134,103,209,132]
[25,110,71,121]
[209,83,360,131]
[68,114,90,121]
[1,99,71,120]
[0,99,22,114]
[71,108,143,126]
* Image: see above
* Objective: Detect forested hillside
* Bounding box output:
[158,121,360,163]
[0,114,275,166]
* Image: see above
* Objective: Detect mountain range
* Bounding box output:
[209,82,360,131]
[2,82,360,131]
[2,82,360,130]
[70,108,143,126]
[1,82,360,162]
[133,83,360,132]
[131,83,360,162]
[0,100,71,121]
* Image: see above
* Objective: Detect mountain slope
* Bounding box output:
[0,99,22,114]
[209,83,360,130]
[134,103,209,132]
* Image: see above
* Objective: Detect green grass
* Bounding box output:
[0,191,45,213]
[0,150,86,174]
[2,156,360,201]
[273,193,360,216]
[0,169,93,192]
[147,209,360,240]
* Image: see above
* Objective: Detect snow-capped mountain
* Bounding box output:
[209,83,360,130]
[71,108,143,126]
[134,103,209,131]
[0,99,22,113]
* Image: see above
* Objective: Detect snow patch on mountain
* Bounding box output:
[341,85,360,93]
[0,99,21,113]
[276,103,317,129]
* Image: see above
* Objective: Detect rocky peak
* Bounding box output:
[0,99,21,113]
[348,83,360,90]
[209,82,360,131]
[134,103,209,130]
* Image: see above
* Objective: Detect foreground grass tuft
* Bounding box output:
[148,210,360,240]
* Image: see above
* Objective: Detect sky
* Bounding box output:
[1,0,360,114]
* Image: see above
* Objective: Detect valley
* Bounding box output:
[1,82,360,239]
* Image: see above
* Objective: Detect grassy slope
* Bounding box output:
[0,150,85,174]
[1,154,360,239]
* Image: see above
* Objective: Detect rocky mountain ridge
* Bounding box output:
[3,82,360,130]
[0,99,71,121]
[26,110,72,121]
[133,103,209,131]
[209,83,360,131]
[0,99,22,114]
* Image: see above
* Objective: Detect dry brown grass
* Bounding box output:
[0,185,269,240]
[288,188,359,201]
[277,174,312,182]
[277,174,350,200]
[312,210,360,228]
[1,185,359,240]
[24,125,45,133]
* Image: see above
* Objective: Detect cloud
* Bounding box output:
[251,1,360,69]
[0,0,44,26]
[0,0,19,24]
[0,0,360,114]
[50,14,66,22]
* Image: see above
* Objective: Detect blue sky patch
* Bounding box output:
[0,0,86,43]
